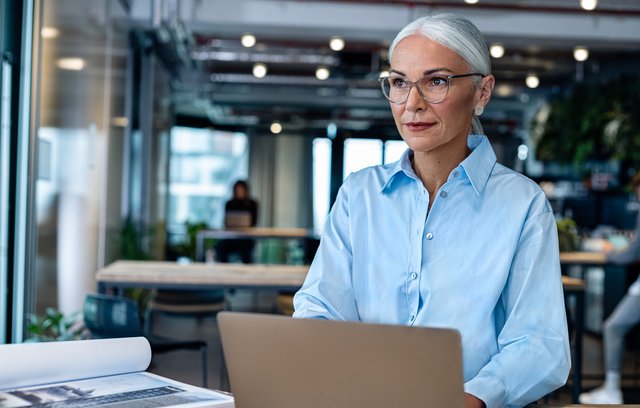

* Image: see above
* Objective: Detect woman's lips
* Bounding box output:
[405,121,435,131]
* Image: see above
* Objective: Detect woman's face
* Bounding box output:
[234,184,248,199]
[389,35,494,155]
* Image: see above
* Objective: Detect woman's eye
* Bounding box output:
[391,78,409,88]
[429,77,448,87]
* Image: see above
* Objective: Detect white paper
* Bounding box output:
[0,372,233,408]
[0,337,151,390]
[0,337,234,408]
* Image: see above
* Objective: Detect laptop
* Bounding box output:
[224,211,253,229]
[218,312,464,408]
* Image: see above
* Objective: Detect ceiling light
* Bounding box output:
[379,69,390,78]
[525,73,540,89]
[464,0,479,4]
[41,27,59,39]
[573,46,589,62]
[489,44,505,59]
[494,84,513,98]
[580,0,597,10]
[315,66,330,80]
[270,121,282,134]
[517,144,529,161]
[253,63,267,78]
[56,58,85,71]
[241,33,256,48]
[111,117,129,127]
[329,37,345,51]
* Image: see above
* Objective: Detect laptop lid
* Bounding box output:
[218,312,464,408]
[224,211,252,228]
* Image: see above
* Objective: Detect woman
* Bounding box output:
[293,13,570,408]
[579,173,640,404]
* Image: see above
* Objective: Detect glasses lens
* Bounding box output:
[381,77,410,104]
[416,75,449,104]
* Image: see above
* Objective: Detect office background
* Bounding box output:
[1,0,640,350]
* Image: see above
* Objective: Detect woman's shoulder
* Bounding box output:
[490,163,550,211]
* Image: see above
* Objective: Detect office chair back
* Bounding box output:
[84,293,210,387]
[84,293,143,339]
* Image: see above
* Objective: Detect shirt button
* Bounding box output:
[410,272,418,280]
[453,171,460,178]
[425,232,433,240]
[440,191,448,198]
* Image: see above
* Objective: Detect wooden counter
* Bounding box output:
[96,260,308,293]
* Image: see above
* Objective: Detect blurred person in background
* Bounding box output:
[580,172,640,404]
[216,180,258,263]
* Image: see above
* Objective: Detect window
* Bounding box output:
[312,138,331,234]
[384,140,408,164]
[168,127,248,232]
[343,138,383,180]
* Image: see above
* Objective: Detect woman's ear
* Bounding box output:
[479,75,495,105]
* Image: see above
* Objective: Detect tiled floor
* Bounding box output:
[147,290,640,405]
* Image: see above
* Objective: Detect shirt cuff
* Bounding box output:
[464,375,506,408]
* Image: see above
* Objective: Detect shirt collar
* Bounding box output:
[380,135,496,196]
[460,135,496,196]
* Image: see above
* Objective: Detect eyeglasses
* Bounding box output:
[379,73,486,105]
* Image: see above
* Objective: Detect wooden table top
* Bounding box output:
[560,251,607,264]
[197,227,315,239]
[96,260,309,289]
[97,260,584,292]
[561,275,585,291]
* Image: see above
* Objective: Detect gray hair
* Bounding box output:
[388,13,491,135]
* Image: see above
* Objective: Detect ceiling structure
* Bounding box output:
[125,0,640,139]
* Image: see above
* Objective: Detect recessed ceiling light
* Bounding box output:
[525,73,540,89]
[489,44,505,59]
[573,46,589,62]
[517,144,529,161]
[494,84,513,97]
[580,0,597,11]
[315,66,330,80]
[253,63,267,78]
[329,37,345,51]
[464,0,479,4]
[41,27,59,39]
[241,33,256,48]
[270,121,282,134]
[112,117,129,127]
[56,57,85,71]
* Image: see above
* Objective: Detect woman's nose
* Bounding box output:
[404,85,427,112]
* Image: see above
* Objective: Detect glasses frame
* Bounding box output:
[379,73,486,105]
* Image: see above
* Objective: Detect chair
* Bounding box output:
[83,293,208,387]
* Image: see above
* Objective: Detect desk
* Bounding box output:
[560,251,607,265]
[96,261,585,401]
[195,228,317,262]
[96,260,308,294]
[539,405,640,407]
[561,251,633,334]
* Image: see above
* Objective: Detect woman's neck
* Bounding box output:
[411,144,470,207]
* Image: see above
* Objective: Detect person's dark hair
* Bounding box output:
[233,180,249,197]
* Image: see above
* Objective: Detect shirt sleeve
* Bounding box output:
[464,208,571,408]
[293,180,359,320]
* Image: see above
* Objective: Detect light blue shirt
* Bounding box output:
[293,135,570,408]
